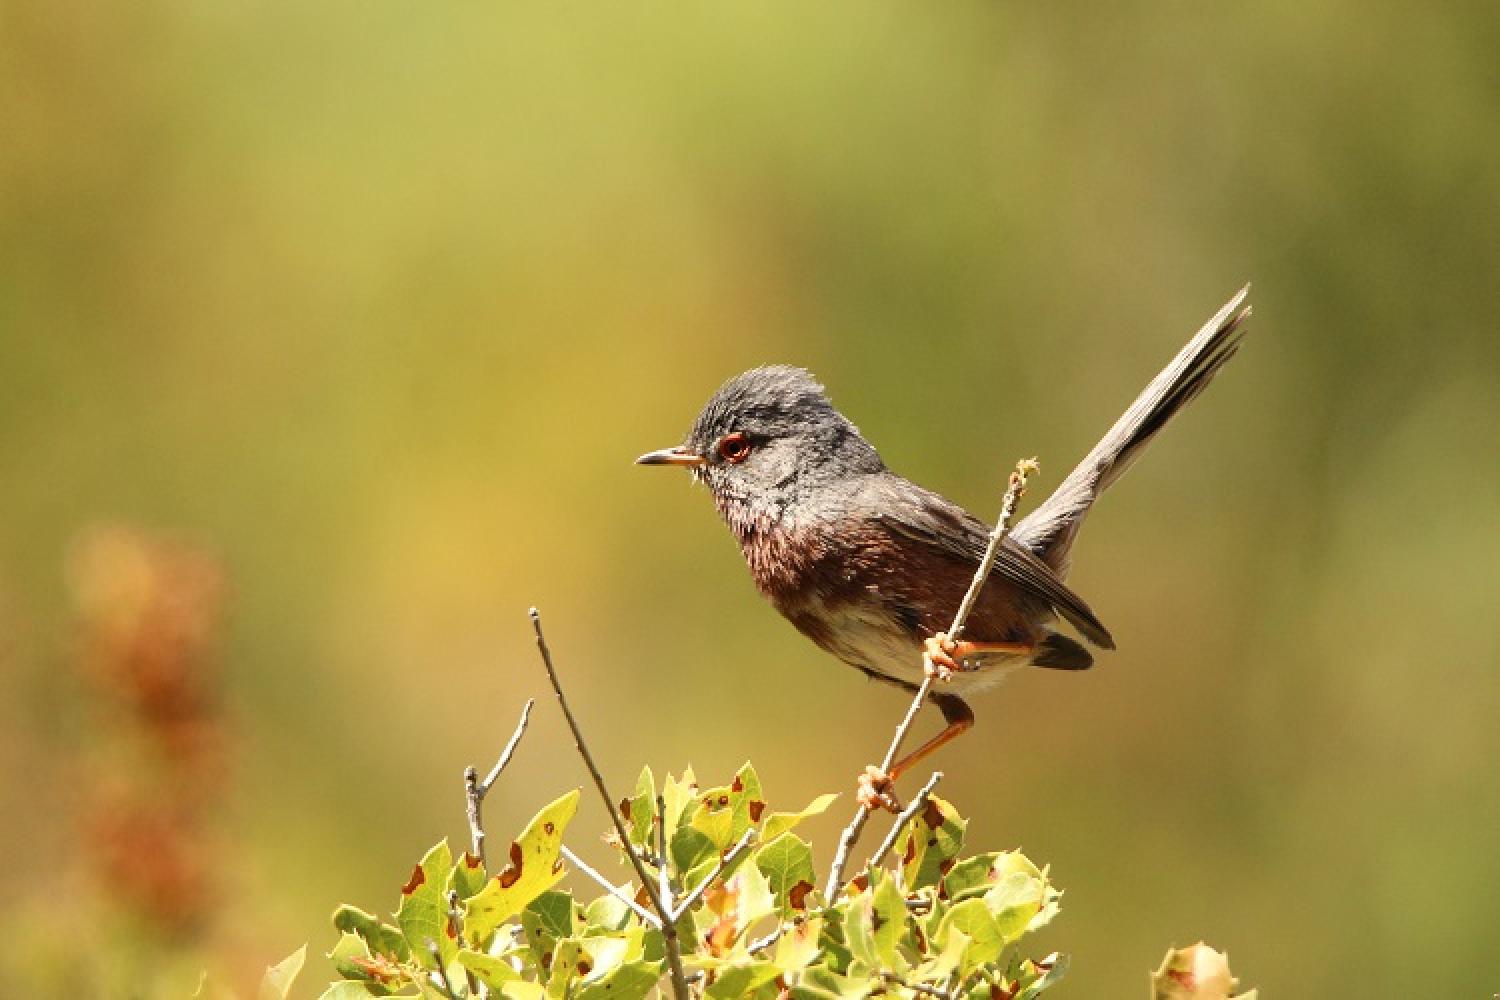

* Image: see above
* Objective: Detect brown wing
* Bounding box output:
[870,477,1116,649]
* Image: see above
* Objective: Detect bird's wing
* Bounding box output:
[872,481,1116,650]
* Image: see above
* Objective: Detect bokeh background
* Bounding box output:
[3,2,1498,996]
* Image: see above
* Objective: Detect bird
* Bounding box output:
[637,288,1251,807]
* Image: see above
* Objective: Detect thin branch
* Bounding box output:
[560,845,662,929]
[655,793,673,914]
[865,771,943,876]
[529,608,690,1000]
[670,828,757,921]
[746,927,784,956]
[881,972,955,1000]
[825,458,1038,897]
[426,940,458,999]
[464,699,534,865]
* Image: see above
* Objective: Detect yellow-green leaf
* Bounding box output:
[459,949,520,989]
[762,793,838,841]
[397,841,457,969]
[465,790,581,944]
[257,944,306,1000]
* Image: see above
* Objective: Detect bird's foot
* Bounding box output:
[923,633,961,681]
[856,765,902,813]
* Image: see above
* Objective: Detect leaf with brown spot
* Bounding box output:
[395,840,456,970]
[896,795,966,891]
[448,851,487,901]
[333,905,411,962]
[464,789,580,945]
[1152,943,1254,999]
[498,841,525,889]
[754,831,815,915]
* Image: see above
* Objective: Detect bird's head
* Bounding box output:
[636,366,885,527]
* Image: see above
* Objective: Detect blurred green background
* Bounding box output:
[3,2,1498,996]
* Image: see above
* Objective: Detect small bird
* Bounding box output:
[638,288,1250,806]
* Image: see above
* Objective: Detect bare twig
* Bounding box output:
[746,927,784,955]
[865,771,943,877]
[825,458,1037,897]
[464,699,534,864]
[529,608,689,1000]
[670,828,757,921]
[882,972,955,999]
[426,940,457,999]
[559,845,662,928]
[655,793,673,914]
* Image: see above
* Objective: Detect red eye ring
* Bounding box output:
[718,432,752,464]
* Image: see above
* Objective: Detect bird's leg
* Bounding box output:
[923,632,1034,681]
[857,765,900,812]
[857,693,975,813]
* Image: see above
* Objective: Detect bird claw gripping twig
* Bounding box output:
[857,765,902,813]
[922,633,961,682]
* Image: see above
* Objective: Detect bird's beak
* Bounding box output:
[635,446,706,467]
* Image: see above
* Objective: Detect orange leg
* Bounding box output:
[923,632,1034,681]
[858,693,977,812]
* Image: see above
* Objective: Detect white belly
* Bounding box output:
[804,595,1028,696]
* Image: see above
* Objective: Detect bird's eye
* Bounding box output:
[717,432,753,464]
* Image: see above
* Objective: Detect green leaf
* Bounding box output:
[500,982,548,1000]
[318,984,378,1000]
[333,904,411,961]
[522,891,582,973]
[984,871,1045,945]
[449,850,488,901]
[1151,943,1255,1000]
[459,949,520,989]
[327,933,384,991]
[934,899,1001,976]
[670,825,718,877]
[704,960,780,1000]
[772,916,824,972]
[754,832,816,914]
[762,793,838,841]
[734,861,777,933]
[841,886,877,971]
[397,841,457,970]
[583,891,634,933]
[660,769,698,844]
[547,939,588,999]
[1015,952,1069,1000]
[895,796,966,890]
[941,852,1002,902]
[575,961,661,1000]
[465,790,581,944]
[868,872,908,971]
[730,763,767,842]
[691,784,739,851]
[258,945,306,1000]
[623,766,656,850]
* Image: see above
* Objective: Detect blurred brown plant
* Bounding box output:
[67,524,228,940]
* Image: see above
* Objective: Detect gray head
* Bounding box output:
[637,366,885,526]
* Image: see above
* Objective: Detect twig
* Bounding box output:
[670,828,757,921]
[746,927,784,955]
[560,845,662,929]
[865,771,943,877]
[464,699,534,864]
[825,459,1037,897]
[529,608,690,1000]
[656,794,673,914]
[881,972,955,1000]
[426,940,457,999]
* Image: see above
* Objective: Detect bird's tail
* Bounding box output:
[1011,287,1252,576]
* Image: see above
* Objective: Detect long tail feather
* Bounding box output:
[1012,287,1252,575]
